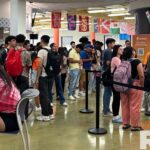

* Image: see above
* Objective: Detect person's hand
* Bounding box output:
[34,80,39,88]
[79,59,83,64]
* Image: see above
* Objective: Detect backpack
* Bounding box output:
[0,48,7,65]
[5,48,23,77]
[49,51,61,75]
[113,60,132,93]
[102,66,116,87]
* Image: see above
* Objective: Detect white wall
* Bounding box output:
[35,29,104,47]
[0,0,10,18]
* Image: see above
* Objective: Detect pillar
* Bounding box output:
[53,28,59,47]
[135,8,150,34]
[90,32,96,44]
[10,0,26,35]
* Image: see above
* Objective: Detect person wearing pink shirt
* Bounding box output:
[111,45,123,123]
[0,65,20,132]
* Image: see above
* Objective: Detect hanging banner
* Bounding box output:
[100,19,110,34]
[119,22,128,34]
[127,21,135,35]
[52,12,61,28]
[94,18,100,33]
[79,16,89,32]
[110,22,120,34]
[67,14,76,30]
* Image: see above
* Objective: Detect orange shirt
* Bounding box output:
[32,58,40,70]
[143,52,150,65]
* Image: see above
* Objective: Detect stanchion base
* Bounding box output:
[80,109,94,114]
[88,128,107,135]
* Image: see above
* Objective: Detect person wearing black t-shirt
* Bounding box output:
[121,47,144,131]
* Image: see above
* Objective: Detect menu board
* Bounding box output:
[132,35,150,63]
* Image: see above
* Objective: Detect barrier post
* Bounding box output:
[80,70,94,114]
[88,76,107,135]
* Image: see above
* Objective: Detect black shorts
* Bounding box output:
[0,113,19,132]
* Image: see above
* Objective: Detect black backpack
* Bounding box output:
[0,48,7,65]
[43,49,61,78]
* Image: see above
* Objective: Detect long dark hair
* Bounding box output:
[122,46,134,60]
[112,45,122,58]
[0,65,12,87]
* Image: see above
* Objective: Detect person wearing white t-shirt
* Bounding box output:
[35,35,54,121]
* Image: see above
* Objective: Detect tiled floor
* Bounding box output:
[0,91,149,150]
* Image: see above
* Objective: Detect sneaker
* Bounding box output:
[88,90,92,95]
[103,112,113,117]
[141,108,145,112]
[69,95,76,100]
[112,116,122,123]
[50,114,55,120]
[74,94,80,99]
[36,115,51,121]
[35,106,41,112]
[61,102,68,107]
[50,103,54,107]
[79,91,85,97]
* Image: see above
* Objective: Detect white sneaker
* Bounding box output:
[74,95,80,99]
[75,89,79,96]
[35,106,41,112]
[50,114,55,120]
[61,102,68,107]
[50,103,54,107]
[36,115,51,121]
[69,95,76,100]
[79,91,85,97]
[88,90,92,95]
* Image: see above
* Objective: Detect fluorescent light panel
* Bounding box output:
[108,13,131,17]
[124,16,135,20]
[88,8,125,13]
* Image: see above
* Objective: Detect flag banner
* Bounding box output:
[119,22,128,34]
[79,16,89,32]
[94,18,100,33]
[67,14,76,30]
[127,22,135,35]
[100,19,110,34]
[52,12,61,28]
[110,22,120,34]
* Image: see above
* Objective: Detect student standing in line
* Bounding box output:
[121,47,144,131]
[102,38,116,117]
[68,44,82,100]
[111,45,123,123]
[35,35,54,121]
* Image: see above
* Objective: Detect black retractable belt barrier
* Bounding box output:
[88,76,107,135]
[80,70,94,114]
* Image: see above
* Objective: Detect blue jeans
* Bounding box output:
[69,69,80,96]
[89,72,95,91]
[48,75,65,104]
[103,86,112,113]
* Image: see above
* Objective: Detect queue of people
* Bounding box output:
[0,34,148,133]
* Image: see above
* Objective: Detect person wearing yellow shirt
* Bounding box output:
[68,44,82,100]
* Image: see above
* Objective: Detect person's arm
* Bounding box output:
[82,58,92,62]
[35,58,42,86]
[69,58,81,63]
[137,63,144,87]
